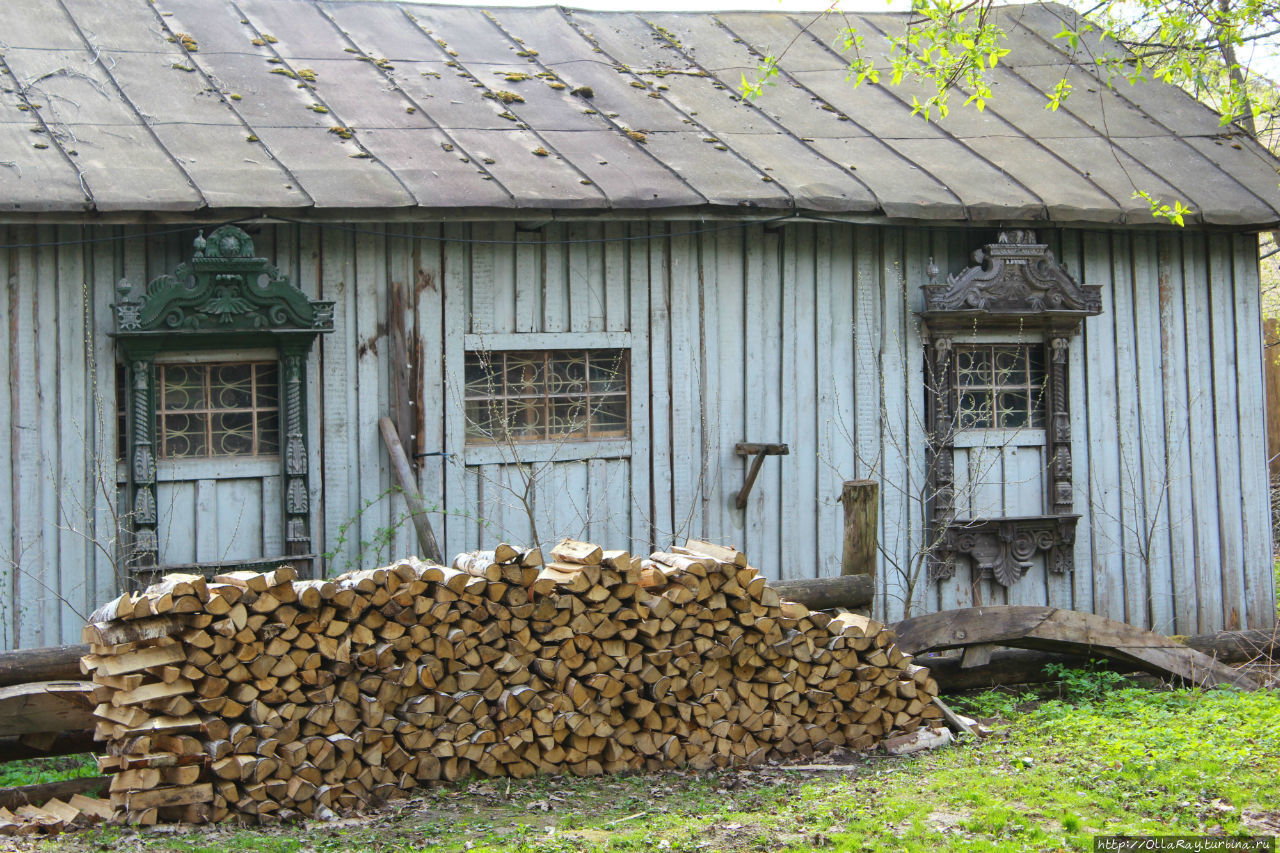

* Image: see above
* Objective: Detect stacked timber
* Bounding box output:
[83,540,940,824]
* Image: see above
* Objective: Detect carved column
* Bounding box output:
[127,356,159,579]
[280,346,312,560]
[926,334,957,582]
[1048,336,1073,522]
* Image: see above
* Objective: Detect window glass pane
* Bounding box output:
[211,363,254,409]
[155,361,280,459]
[953,344,1046,431]
[465,349,629,444]
[504,353,546,397]
[163,413,208,458]
[212,411,254,456]
[162,364,204,410]
[255,364,279,408]
[257,411,280,455]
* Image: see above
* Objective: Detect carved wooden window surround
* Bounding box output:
[113,225,334,582]
[919,231,1102,588]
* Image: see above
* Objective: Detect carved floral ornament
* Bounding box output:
[114,225,334,335]
[920,230,1102,589]
[113,226,333,579]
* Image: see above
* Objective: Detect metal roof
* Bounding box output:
[2,0,1278,225]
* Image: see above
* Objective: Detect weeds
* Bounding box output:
[0,754,97,788]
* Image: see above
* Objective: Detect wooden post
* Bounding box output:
[378,417,444,564]
[839,480,878,578]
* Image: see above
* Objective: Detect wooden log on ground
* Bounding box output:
[0,731,101,762]
[923,627,1279,692]
[893,606,1260,690]
[0,777,108,811]
[0,646,88,688]
[773,575,873,611]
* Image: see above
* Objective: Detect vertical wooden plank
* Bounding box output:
[628,223,653,554]
[320,225,358,574]
[514,230,539,335]
[1082,230,1123,622]
[1208,233,1246,631]
[603,222,629,334]
[542,224,567,335]
[647,225,673,548]
[217,479,264,561]
[668,229,701,545]
[89,227,122,609]
[1128,232,1173,632]
[742,225,769,566]
[567,223,591,335]
[1110,234,1149,628]
[442,224,470,561]
[13,228,54,645]
[412,224,447,563]
[0,227,14,647]
[155,482,196,565]
[468,223,493,337]
[194,478,217,561]
[488,222,516,336]
[1155,232,1197,633]
[1232,233,1275,629]
[893,229,929,620]
[262,474,283,557]
[704,227,730,544]
[586,457,607,545]
[1182,232,1224,632]
[354,227,389,567]
[585,223,606,334]
[758,227,784,577]
[812,225,837,579]
[786,224,819,580]
[53,229,88,639]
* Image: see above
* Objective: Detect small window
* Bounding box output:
[464,349,629,443]
[157,361,280,458]
[953,344,1046,430]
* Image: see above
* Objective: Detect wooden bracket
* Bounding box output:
[733,443,789,509]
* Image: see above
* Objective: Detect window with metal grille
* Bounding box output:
[464,349,629,443]
[156,362,280,458]
[953,344,1047,430]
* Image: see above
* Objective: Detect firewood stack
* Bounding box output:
[82,539,941,825]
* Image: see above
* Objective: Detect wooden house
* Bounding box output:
[1,0,1276,648]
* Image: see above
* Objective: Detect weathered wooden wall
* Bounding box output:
[0,220,1272,648]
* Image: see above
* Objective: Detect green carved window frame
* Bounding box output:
[112,225,333,583]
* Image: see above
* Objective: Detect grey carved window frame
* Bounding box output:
[113,225,334,584]
[918,230,1102,588]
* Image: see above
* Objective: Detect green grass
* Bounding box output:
[40,672,1280,853]
[0,754,98,788]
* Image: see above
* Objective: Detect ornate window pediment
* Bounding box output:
[114,225,333,335]
[921,230,1102,328]
[919,231,1101,590]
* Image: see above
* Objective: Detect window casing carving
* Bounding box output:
[113,225,333,581]
[919,231,1102,588]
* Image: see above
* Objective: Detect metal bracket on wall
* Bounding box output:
[733,443,789,509]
